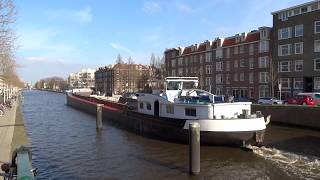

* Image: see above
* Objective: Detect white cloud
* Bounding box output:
[46,7,93,24]
[23,56,66,64]
[18,28,78,55]
[142,1,162,13]
[175,0,195,13]
[110,42,134,55]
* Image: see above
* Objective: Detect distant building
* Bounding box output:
[271,0,320,98]
[113,63,153,95]
[95,65,113,96]
[94,63,154,96]
[165,27,272,100]
[68,68,96,89]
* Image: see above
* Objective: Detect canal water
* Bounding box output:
[22,90,320,180]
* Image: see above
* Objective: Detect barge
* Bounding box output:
[66,77,269,146]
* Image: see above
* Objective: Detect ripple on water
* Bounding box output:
[22,91,318,180]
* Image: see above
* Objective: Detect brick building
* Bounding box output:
[165,27,272,100]
[95,63,154,95]
[271,0,320,98]
[95,65,113,96]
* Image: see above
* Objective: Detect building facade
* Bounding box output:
[272,0,320,98]
[113,63,154,95]
[68,68,96,89]
[95,65,113,96]
[165,27,272,100]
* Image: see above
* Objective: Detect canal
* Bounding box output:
[22,90,320,180]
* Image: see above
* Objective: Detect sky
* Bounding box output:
[15,0,309,83]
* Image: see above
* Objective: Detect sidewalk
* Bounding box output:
[0,102,17,165]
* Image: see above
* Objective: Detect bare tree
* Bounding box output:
[150,53,156,67]
[127,56,134,64]
[0,0,21,87]
[116,54,124,64]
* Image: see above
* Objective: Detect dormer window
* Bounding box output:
[301,7,307,13]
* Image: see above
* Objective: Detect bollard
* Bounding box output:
[189,122,200,175]
[96,104,103,130]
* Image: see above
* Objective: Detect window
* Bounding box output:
[295,60,303,71]
[206,65,212,74]
[200,54,203,64]
[279,61,291,72]
[301,7,307,13]
[259,72,269,83]
[216,87,222,95]
[239,73,244,81]
[260,29,268,39]
[234,46,238,55]
[226,74,230,84]
[280,78,290,89]
[139,102,144,109]
[315,40,320,52]
[314,59,320,71]
[171,59,176,67]
[294,78,303,89]
[178,58,183,66]
[258,56,269,68]
[249,58,254,69]
[249,44,254,55]
[278,27,292,40]
[185,108,196,117]
[278,44,292,56]
[171,69,176,76]
[166,104,174,114]
[216,74,223,84]
[205,52,212,62]
[249,72,254,84]
[205,77,212,86]
[178,68,183,76]
[147,103,152,110]
[239,45,244,54]
[314,77,320,89]
[226,61,230,71]
[234,60,238,68]
[226,48,230,58]
[295,42,303,54]
[316,21,320,33]
[239,59,245,67]
[259,85,269,98]
[295,24,303,37]
[216,62,223,71]
[216,47,223,58]
[259,40,269,53]
[234,73,238,81]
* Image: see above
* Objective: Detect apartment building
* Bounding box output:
[165,27,272,100]
[95,65,113,96]
[272,0,320,98]
[68,68,96,88]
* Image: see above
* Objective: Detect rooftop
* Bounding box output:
[271,0,320,14]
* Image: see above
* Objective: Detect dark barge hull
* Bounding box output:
[66,94,263,146]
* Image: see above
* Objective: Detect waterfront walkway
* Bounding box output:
[0,102,17,165]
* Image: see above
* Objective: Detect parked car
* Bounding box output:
[284,95,316,106]
[297,92,320,105]
[258,97,282,105]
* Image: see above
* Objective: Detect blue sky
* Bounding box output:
[15,0,308,82]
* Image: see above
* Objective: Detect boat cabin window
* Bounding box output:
[183,82,197,89]
[147,103,152,110]
[185,108,196,117]
[167,81,182,90]
[166,104,174,114]
[139,102,144,109]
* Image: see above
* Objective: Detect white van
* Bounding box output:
[297,92,320,105]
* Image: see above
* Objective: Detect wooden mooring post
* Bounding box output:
[96,104,103,130]
[189,122,200,175]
